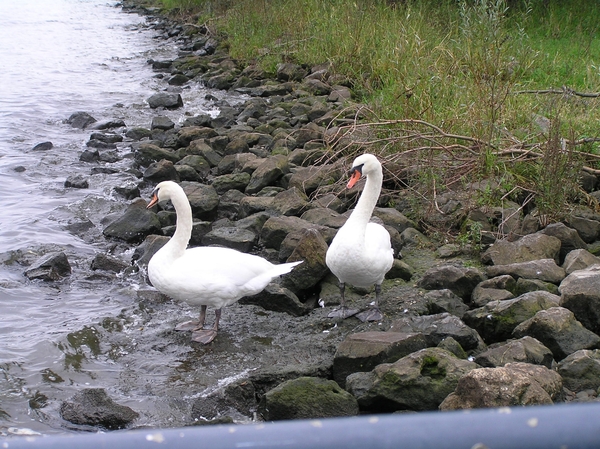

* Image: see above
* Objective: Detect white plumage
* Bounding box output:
[146,181,301,344]
[325,153,394,321]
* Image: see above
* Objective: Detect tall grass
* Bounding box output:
[157,0,600,223]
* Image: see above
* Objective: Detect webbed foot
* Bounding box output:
[191,329,218,344]
[175,320,201,332]
[356,307,383,322]
[328,307,360,319]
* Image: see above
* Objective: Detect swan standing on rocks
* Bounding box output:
[146,181,302,344]
[326,154,394,322]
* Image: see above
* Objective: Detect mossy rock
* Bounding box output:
[258,377,358,420]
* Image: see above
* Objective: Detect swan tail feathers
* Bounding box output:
[242,260,303,294]
[272,260,303,276]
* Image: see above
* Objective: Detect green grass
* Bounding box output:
[156,0,600,224]
[162,0,600,138]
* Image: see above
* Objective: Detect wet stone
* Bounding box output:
[24,251,72,281]
[151,115,175,130]
[258,376,358,421]
[333,331,429,387]
[147,92,183,109]
[66,111,96,129]
[103,199,162,244]
[32,141,53,151]
[60,388,139,430]
[91,253,129,273]
[64,175,89,189]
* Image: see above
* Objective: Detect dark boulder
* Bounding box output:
[147,92,183,109]
[258,377,358,421]
[103,199,162,243]
[440,363,562,410]
[512,307,600,360]
[32,141,53,151]
[418,264,485,300]
[60,388,139,430]
[24,251,71,281]
[66,111,96,129]
[346,348,477,412]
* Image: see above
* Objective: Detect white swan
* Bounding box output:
[146,181,302,344]
[325,153,394,322]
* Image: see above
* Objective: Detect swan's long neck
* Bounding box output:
[163,189,193,259]
[347,166,382,228]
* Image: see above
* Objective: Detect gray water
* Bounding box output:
[0,0,237,435]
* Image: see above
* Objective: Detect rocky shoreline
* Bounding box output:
[10,0,600,431]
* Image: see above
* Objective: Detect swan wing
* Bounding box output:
[153,247,300,307]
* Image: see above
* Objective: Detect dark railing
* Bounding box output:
[3,403,600,449]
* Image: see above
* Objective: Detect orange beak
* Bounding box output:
[147,193,159,209]
[347,168,362,189]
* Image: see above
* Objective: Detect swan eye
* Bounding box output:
[349,163,364,176]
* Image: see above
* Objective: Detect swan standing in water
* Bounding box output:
[326,154,394,322]
[146,181,302,344]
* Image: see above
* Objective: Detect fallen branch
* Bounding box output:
[514,86,600,98]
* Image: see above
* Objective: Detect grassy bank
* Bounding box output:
[157,0,600,229]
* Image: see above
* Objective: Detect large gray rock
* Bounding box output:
[260,215,332,250]
[132,234,169,267]
[567,215,600,243]
[143,159,180,183]
[474,337,554,368]
[66,111,96,129]
[60,388,139,430]
[103,199,162,244]
[541,222,587,263]
[293,123,325,147]
[216,153,257,175]
[462,291,560,344]
[559,264,600,334]
[24,251,71,281]
[201,227,257,252]
[481,232,561,265]
[485,259,566,284]
[258,377,358,421]
[301,208,347,229]
[239,283,311,316]
[147,92,183,109]
[390,313,484,351]
[211,172,251,195]
[91,253,129,273]
[440,363,562,410]
[333,331,429,387]
[346,348,477,412]
[562,249,600,274]
[372,208,417,234]
[239,196,275,219]
[176,155,211,179]
[276,63,309,82]
[281,229,329,292]
[177,126,218,148]
[134,142,179,167]
[245,155,289,194]
[557,349,600,392]
[418,264,485,300]
[269,187,311,216]
[180,182,220,221]
[512,307,600,360]
[288,165,342,196]
[423,289,469,319]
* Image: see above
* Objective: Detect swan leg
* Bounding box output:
[328,282,359,319]
[356,284,384,322]
[175,305,207,332]
[191,308,220,344]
